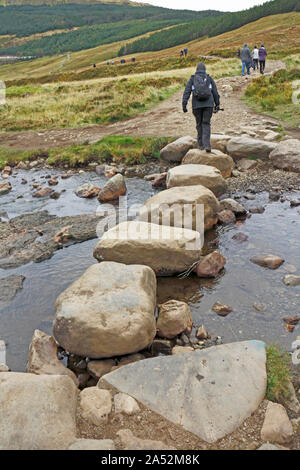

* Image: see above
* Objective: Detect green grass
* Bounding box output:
[0,75,186,132]
[0,135,173,169]
[5,56,213,88]
[266,344,291,402]
[244,68,300,127]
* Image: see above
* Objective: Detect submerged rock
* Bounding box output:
[75,183,100,198]
[195,251,226,278]
[0,275,25,310]
[212,302,233,317]
[32,187,54,198]
[53,262,157,358]
[0,211,103,269]
[0,181,12,196]
[283,275,300,287]
[250,254,284,270]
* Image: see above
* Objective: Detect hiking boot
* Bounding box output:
[205,148,212,153]
[198,145,204,150]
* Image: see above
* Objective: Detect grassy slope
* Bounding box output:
[0,12,299,83]
[117,12,300,62]
[244,56,300,127]
[0,25,181,81]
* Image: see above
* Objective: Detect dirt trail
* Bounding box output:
[0,60,286,152]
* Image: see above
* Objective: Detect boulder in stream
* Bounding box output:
[166,164,227,197]
[98,174,126,202]
[156,300,193,339]
[182,149,234,178]
[250,254,284,270]
[53,262,157,358]
[75,183,100,198]
[0,181,12,196]
[94,221,202,276]
[138,185,220,232]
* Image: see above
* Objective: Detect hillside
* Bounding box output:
[0,3,219,38]
[0,12,299,83]
[119,0,300,55]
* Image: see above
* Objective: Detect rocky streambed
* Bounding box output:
[0,163,300,372]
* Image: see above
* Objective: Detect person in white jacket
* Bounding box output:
[252,46,259,71]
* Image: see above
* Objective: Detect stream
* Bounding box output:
[1,168,300,371]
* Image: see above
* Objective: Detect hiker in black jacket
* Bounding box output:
[182,62,220,152]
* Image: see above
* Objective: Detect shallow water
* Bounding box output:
[1,169,300,371]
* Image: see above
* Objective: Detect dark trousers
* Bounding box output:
[253,59,259,70]
[259,60,266,74]
[193,107,213,149]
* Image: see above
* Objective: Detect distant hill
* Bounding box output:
[0,2,221,56]
[119,0,300,55]
[0,0,145,5]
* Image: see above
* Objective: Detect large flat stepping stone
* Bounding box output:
[93,221,202,276]
[102,341,267,443]
[138,185,220,232]
[166,164,227,197]
[227,136,276,160]
[182,149,234,178]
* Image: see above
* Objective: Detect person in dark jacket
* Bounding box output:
[241,44,252,76]
[259,44,267,74]
[182,62,220,152]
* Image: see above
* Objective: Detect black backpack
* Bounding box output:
[193,74,212,101]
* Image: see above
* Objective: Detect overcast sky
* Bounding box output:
[132,1,266,12]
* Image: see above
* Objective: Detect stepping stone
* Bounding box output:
[166,164,227,197]
[101,341,267,443]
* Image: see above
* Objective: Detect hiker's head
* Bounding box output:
[196,62,206,74]
[261,44,264,47]
[255,45,257,49]
[244,44,248,48]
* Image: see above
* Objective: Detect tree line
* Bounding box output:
[0,19,186,56]
[0,3,220,37]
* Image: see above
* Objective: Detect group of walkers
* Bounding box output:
[105,57,136,66]
[180,48,188,57]
[238,44,267,76]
